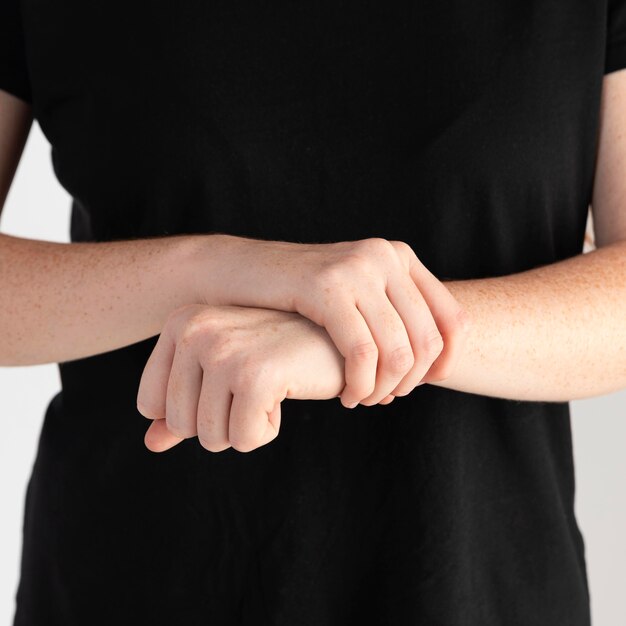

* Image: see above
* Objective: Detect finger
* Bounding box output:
[165,343,203,439]
[321,297,379,408]
[196,370,233,453]
[267,401,282,437]
[255,400,282,449]
[354,292,414,406]
[378,394,396,405]
[406,258,471,384]
[383,272,443,397]
[136,330,176,420]
[228,383,280,453]
[144,418,184,453]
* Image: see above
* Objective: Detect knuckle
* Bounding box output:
[388,239,414,259]
[230,358,260,392]
[433,307,471,353]
[384,344,415,375]
[231,371,255,394]
[207,336,235,362]
[231,359,279,394]
[350,341,379,362]
[256,366,283,393]
[388,240,418,270]
[348,240,394,270]
[358,237,393,256]
[422,328,444,358]
[165,419,195,439]
[179,318,207,345]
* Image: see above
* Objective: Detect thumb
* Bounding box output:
[144,418,185,453]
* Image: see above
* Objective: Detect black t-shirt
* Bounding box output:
[3,2,625,625]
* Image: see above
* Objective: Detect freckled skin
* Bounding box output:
[440,240,626,402]
[138,304,346,453]
[2,70,626,425]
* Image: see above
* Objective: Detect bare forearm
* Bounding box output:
[433,241,626,402]
[0,232,235,366]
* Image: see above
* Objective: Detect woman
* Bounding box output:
[2,1,626,624]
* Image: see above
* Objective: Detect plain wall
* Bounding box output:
[1,122,625,625]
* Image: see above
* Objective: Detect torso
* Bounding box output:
[14,2,602,623]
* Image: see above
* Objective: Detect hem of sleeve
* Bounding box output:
[605,39,626,74]
[0,81,32,104]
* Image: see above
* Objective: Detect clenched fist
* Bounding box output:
[193,235,472,408]
[136,303,345,453]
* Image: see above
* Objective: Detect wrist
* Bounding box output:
[183,232,251,306]
[187,232,302,311]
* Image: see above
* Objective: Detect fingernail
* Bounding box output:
[346,401,358,409]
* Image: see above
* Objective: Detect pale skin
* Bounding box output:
[2,67,626,454]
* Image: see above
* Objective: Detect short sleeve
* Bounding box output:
[606,0,626,74]
[0,0,32,103]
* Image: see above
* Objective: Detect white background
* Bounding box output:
[1,122,625,625]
